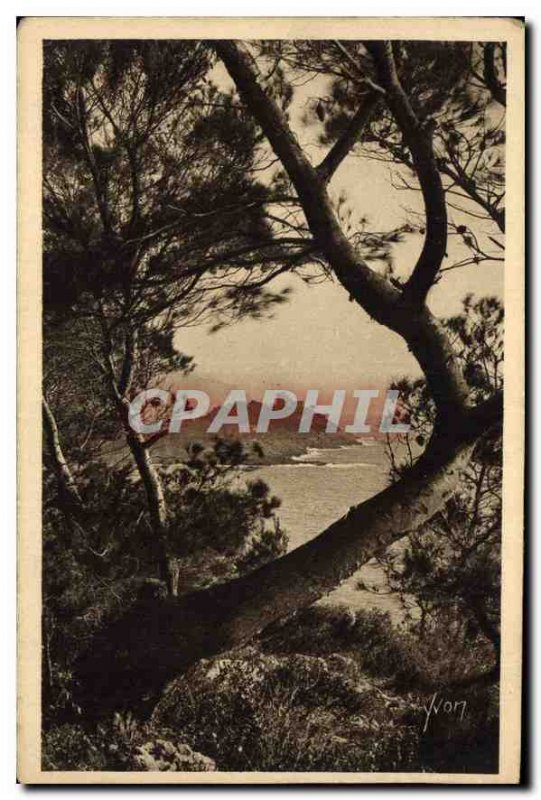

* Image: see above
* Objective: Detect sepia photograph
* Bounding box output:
[17,16,524,784]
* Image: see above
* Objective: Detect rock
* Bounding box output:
[133,739,215,772]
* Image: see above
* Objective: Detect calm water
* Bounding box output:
[243,443,405,619]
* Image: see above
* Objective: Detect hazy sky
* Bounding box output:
[174,64,504,399]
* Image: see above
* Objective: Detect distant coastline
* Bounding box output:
[150,428,378,467]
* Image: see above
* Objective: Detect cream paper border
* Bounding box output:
[17,16,525,785]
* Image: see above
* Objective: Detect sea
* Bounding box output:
[240,441,406,621]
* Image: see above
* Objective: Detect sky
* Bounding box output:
[174,61,504,403]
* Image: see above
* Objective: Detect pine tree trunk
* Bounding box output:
[74,410,500,717]
[101,323,179,596]
[126,430,179,596]
[42,396,82,514]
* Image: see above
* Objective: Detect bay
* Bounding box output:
[244,443,405,620]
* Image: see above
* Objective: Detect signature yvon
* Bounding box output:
[421,692,467,733]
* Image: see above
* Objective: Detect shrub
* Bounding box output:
[152,647,420,772]
[42,713,215,772]
[259,605,430,689]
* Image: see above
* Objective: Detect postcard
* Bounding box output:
[17,16,524,784]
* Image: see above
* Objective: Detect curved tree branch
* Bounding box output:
[317,92,381,183]
[214,40,468,418]
[367,42,448,304]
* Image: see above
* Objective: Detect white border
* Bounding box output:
[4,4,534,797]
